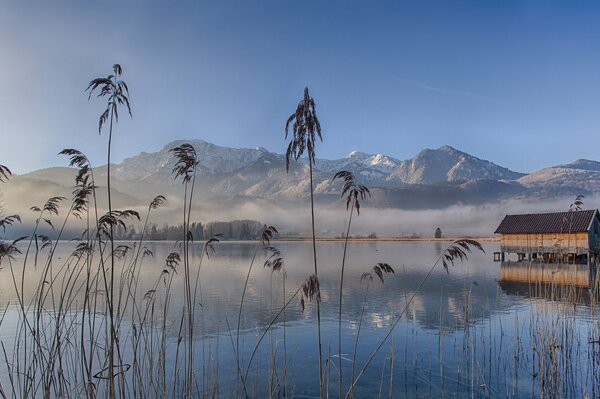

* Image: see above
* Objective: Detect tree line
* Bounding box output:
[113,219,265,241]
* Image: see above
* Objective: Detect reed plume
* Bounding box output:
[350,263,395,398]
[235,225,278,396]
[86,64,132,398]
[285,86,325,397]
[0,165,12,183]
[345,239,484,398]
[333,170,370,396]
[170,142,200,396]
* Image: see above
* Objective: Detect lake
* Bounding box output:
[0,240,598,398]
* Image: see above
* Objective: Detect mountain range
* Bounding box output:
[3,139,599,216]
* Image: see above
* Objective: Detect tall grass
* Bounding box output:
[170,143,199,397]
[332,170,370,397]
[0,146,232,398]
[263,244,287,397]
[86,64,132,399]
[284,86,324,398]
[234,226,278,396]
[349,263,394,399]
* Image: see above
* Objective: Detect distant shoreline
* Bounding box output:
[272,236,499,243]
[4,237,499,243]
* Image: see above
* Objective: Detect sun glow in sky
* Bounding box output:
[1,0,599,174]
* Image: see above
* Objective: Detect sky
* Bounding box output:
[1,0,599,174]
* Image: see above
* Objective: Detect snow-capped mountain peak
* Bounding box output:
[390,145,524,184]
[347,150,368,158]
[113,139,271,180]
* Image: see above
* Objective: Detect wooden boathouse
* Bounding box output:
[494,209,600,265]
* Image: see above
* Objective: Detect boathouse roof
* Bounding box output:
[494,209,599,234]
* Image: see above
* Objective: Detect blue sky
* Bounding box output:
[1,0,599,174]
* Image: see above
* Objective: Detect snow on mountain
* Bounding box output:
[112,139,269,180]
[316,150,400,172]
[314,150,401,186]
[518,159,600,192]
[109,140,525,190]
[389,145,525,185]
[12,139,600,212]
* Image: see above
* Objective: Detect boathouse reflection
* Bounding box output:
[499,261,598,304]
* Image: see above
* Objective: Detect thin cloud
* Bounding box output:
[385,74,502,104]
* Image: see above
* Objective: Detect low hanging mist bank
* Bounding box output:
[211,195,600,238]
[2,194,596,240]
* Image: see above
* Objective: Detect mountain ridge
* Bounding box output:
[7,139,600,213]
[107,140,526,186]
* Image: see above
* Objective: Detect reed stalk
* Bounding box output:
[344,239,484,398]
[332,170,370,396]
[285,87,324,397]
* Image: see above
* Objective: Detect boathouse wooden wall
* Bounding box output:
[499,232,591,255]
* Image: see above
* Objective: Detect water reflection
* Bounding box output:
[500,261,591,287]
[0,241,512,334]
[499,260,598,304]
[434,241,443,256]
[1,241,598,397]
[186,241,513,334]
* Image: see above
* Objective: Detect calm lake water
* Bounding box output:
[1,241,599,398]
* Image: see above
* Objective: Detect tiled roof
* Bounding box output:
[494,210,598,234]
